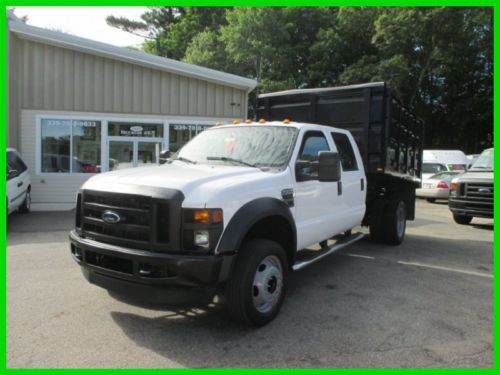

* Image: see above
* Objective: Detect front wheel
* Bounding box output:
[453,213,472,225]
[226,239,288,326]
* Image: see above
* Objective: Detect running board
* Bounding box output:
[292,232,365,271]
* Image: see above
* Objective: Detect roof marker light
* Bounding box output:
[258,118,266,124]
[233,120,241,124]
[245,119,252,124]
[283,118,291,124]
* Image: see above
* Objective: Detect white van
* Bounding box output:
[422,150,468,180]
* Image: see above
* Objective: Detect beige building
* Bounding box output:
[7,12,257,209]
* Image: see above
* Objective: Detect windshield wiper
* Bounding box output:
[172,156,197,165]
[207,156,257,168]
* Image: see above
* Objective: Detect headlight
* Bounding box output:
[194,230,210,248]
[182,208,224,252]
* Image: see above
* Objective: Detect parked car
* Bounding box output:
[416,171,462,202]
[6,148,31,214]
[449,148,493,225]
[422,150,468,180]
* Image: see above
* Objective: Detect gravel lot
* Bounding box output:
[7,200,493,368]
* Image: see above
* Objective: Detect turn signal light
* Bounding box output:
[192,209,223,224]
[449,182,458,191]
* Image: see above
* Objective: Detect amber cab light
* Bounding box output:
[258,118,266,123]
[449,181,458,191]
[283,118,291,124]
[245,119,252,124]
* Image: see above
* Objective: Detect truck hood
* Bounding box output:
[456,170,494,182]
[82,161,288,207]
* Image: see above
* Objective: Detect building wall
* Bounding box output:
[9,34,248,148]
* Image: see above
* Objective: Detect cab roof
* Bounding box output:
[214,120,351,135]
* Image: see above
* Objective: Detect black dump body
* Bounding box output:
[257,82,424,221]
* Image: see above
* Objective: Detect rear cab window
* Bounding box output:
[331,132,358,171]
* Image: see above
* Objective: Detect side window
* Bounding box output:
[7,151,28,173]
[296,131,330,180]
[331,132,358,172]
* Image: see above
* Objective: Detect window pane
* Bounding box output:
[299,132,330,161]
[331,132,358,171]
[169,124,198,153]
[108,122,163,138]
[41,119,71,173]
[7,151,27,173]
[72,120,101,173]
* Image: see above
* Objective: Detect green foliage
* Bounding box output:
[107,7,492,152]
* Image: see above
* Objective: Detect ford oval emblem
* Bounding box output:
[102,210,121,224]
[478,188,491,193]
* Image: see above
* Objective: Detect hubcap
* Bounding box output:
[252,255,283,314]
[396,201,406,238]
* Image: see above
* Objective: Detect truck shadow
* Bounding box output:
[108,234,492,368]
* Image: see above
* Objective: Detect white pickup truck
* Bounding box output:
[70,83,423,325]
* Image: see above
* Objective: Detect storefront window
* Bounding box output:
[169,123,213,153]
[108,122,163,138]
[41,119,101,173]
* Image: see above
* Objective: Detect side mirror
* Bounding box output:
[318,151,341,182]
[159,150,171,165]
[7,169,19,179]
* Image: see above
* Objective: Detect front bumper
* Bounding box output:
[69,230,235,305]
[448,198,494,219]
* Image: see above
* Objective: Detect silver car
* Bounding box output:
[416,171,462,203]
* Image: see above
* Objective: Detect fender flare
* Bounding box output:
[216,197,297,255]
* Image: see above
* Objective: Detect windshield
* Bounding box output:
[422,163,447,174]
[470,149,494,171]
[176,126,298,169]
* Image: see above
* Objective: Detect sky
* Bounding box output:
[11,7,149,47]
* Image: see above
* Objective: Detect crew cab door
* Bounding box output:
[292,130,344,249]
[330,131,366,228]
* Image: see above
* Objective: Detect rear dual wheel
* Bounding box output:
[369,199,407,246]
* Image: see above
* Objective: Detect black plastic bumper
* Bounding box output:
[448,198,494,219]
[69,230,235,305]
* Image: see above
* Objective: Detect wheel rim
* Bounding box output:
[396,201,406,238]
[252,255,283,314]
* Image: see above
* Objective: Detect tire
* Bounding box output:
[383,199,407,246]
[426,198,436,203]
[226,239,288,326]
[453,213,472,225]
[18,189,31,214]
[369,199,386,243]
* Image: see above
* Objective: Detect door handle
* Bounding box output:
[360,178,364,191]
[17,181,23,188]
[338,181,342,195]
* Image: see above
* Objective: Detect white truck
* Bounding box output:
[70,83,423,326]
